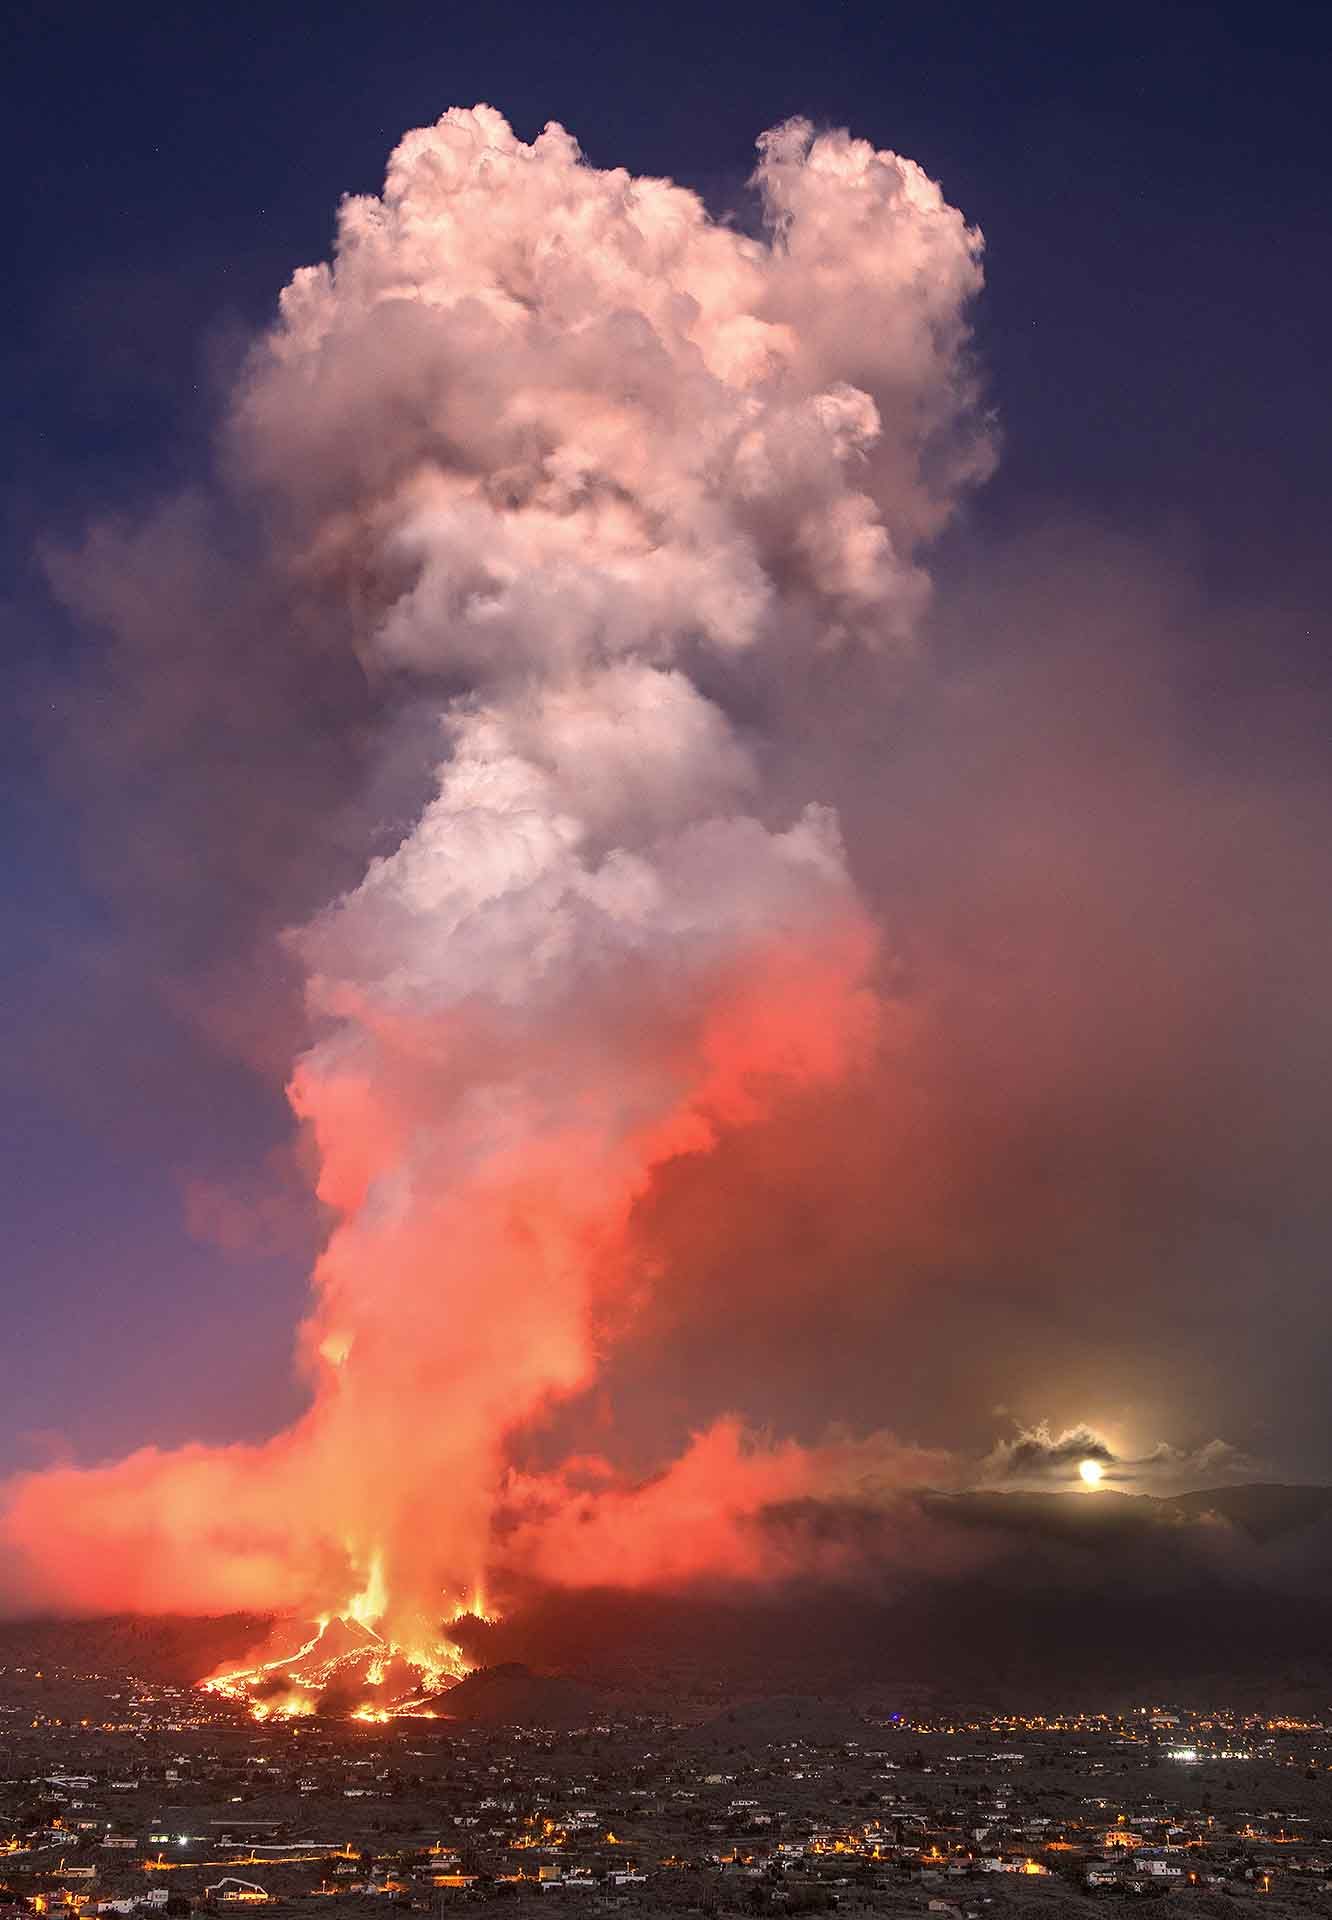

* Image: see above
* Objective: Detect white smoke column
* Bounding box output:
[3,107,989,1634]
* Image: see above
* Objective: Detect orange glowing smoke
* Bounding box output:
[3,908,879,1649]
[0,105,990,1646]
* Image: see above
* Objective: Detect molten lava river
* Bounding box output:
[200,1563,491,1722]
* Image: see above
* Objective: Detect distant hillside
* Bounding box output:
[1168,1482,1332,1541]
[439,1661,600,1727]
[6,1486,1332,1712]
[924,1482,1332,1545]
[0,1612,269,1685]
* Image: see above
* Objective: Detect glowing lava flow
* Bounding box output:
[200,1567,494,1721]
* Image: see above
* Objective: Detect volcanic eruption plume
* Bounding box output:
[3,106,990,1699]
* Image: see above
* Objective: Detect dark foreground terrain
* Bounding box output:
[2,1646,1332,1920]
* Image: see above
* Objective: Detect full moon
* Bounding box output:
[1079,1458,1104,1486]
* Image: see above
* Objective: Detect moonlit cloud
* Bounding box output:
[980,1421,1263,1491]
[982,1422,1117,1481]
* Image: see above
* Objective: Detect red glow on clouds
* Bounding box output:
[3,916,882,1632]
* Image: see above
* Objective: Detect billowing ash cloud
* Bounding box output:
[1,108,991,1639]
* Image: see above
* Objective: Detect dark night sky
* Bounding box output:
[3,0,1330,1483]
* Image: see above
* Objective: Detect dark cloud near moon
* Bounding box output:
[983,1424,1115,1479]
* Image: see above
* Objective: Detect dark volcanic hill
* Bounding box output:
[439,1661,600,1727]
